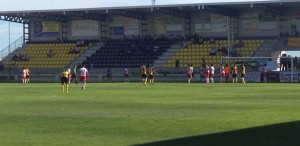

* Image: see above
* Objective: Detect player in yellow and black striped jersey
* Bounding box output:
[148,65,158,85]
[61,70,69,93]
[241,63,246,84]
[140,64,147,85]
[232,64,238,84]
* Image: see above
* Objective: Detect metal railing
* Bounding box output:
[0,36,23,60]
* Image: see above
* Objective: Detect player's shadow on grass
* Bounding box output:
[134,120,300,146]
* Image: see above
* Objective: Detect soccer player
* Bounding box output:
[21,67,27,84]
[140,64,147,85]
[61,69,69,93]
[205,64,210,84]
[232,64,238,84]
[220,64,225,83]
[25,67,30,83]
[241,63,246,84]
[261,64,267,83]
[210,64,215,83]
[224,64,231,83]
[67,66,71,84]
[148,64,158,84]
[72,65,78,84]
[186,64,193,83]
[79,65,88,90]
[200,66,206,83]
[124,67,129,82]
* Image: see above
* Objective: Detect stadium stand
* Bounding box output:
[4,40,99,69]
[164,39,263,68]
[83,37,175,68]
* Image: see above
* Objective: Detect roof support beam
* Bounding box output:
[27,13,66,22]
[155,8,190,19]
[202,6,238,18]
[253,4,284,16]
[109,9,147,20]
[0,15,30,24]
[65,11,106,22]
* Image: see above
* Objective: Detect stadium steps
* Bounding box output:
[253,39,276,57]
[68,42,103,67]
[153,43,182,68]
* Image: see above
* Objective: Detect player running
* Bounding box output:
[79,65,88,90]
[25,67,30,83]
[21,67,27,84]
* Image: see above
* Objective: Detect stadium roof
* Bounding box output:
[0,0,299,13]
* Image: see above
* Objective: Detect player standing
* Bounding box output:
[205,64,210,84]
[61,69,69,93]
[67,66,71,84]
[72,65,78,84]
[124,67,129,82]
[232,64,238,84]
[200,66,206,83]
[21,67,27,84]
[140,64,147,85]
[79,65,88,90]
[210,64,215,83]
[224,64,231,83]
[187,64,193,83]
[241,63,246,84]
[261,64,267,83]
[220,64,225,83]
[25,67,30,83]
[148,64,158,85]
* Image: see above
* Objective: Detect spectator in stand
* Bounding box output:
[220,46,228,56]
[209,36,215,44]
[293,56,298,71]
[209,46,217,56]
[201,57,206,68]
[74,47,80,54]
[107,68,112,82]
[12,54,18,61]
[47,49,53,58]
[56,37,61,43]
[175,59,180,73]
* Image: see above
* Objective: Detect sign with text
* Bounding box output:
[34,21,60,37]
[71,20,99,36]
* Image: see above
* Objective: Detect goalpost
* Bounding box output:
[220,56,297,83]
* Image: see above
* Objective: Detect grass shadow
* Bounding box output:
[134,121,300,146]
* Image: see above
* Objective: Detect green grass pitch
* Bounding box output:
[1,82,300,146]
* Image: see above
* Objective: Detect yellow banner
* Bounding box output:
[288,37,300,47]
[41,21,60,32]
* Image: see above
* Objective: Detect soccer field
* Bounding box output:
[0,82,300,146]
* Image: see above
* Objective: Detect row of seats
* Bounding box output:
[164,39,263,68]
[83,39,173,68]
[5,43,88,69]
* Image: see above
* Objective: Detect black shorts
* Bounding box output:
[142,74,147,78]
[26,75,29,79]
[148,75,154,79]
[232,74,237,78]
[72,73,77,78]
[241,74,245,78]
[61,77,68,84]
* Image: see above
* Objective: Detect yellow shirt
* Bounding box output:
[242,65,246,74]
[140,65,147,74]
[62,71,69,78]
[233,66,238,74]
[25,69,30,75]
[149,67,157,75]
